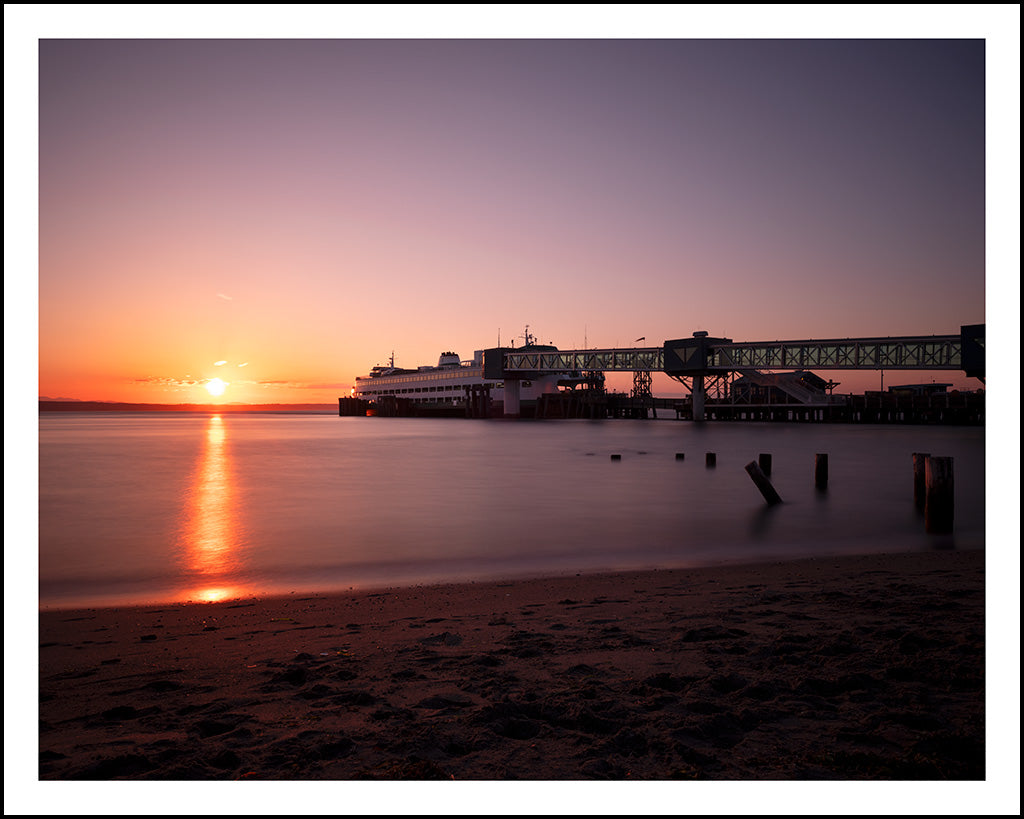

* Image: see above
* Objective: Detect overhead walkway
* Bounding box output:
[484,324,984,419]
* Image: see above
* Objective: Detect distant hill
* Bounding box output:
[39,400,337,413]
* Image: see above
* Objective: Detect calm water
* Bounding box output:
[38,413,985,609]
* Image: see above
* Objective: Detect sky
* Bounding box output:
[23,13,1006,404]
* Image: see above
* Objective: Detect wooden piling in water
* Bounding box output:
[745,461,782,505]
[675,452,685,461]
[913,452,931,511]
[815,454,829,489]
[925,456,954,534]
[758,453,772,476]
[706,452,716,467]
[610,453,621,461]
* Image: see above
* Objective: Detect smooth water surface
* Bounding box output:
[39,413,985,608]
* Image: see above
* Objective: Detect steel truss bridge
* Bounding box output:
[484,325,984,419]
[496,328,982,376]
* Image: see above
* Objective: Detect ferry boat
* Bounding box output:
[349,329,594,417]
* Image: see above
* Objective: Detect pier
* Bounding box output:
[485,324,984,422]
[341,324,984,423]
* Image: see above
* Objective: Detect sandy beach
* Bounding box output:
[35,548,988,788]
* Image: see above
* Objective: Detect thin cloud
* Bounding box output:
[256,380,351,390]
[133,376,203,387]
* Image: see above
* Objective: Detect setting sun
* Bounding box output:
[205,377,227,397]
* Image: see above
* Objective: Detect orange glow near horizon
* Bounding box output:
[177,415,248,603]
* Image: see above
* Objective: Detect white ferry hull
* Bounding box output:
[348,344,588,418]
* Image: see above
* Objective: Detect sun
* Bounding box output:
[205,377,228,397]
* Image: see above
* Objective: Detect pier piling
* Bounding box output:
[745,461,783,505]
[925,456,954,534]
[913,453,931,511]
[706,452,717,468]
[815,454,829,489]
[758,453,772,476]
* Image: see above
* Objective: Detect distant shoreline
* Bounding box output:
[38,400,337,413]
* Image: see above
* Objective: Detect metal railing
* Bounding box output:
[503,335,965,374]
[707,336,962,371]
[503,347,664,373]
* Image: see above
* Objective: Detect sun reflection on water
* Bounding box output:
[177,415,248,602]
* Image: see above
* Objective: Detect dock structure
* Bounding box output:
[341,387,984,424]
[342,325,984,423]
[485,324,984,421]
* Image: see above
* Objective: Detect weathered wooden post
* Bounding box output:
[815,453,828,489]
[610,453,621,461]
[913,452,930,511]
[758,453,772,476]
[925,456,954,534]
[675,452,685,461]
[745,461,782,505]
[706,452,716,467]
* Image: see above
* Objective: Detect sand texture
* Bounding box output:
[38,550,984,781]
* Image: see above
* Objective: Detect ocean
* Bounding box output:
[38,413,985,609]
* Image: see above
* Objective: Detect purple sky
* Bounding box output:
[35,35,989,400]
